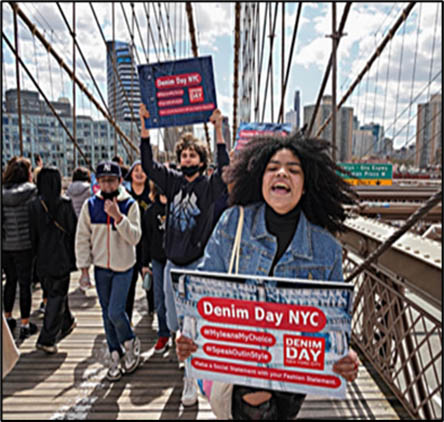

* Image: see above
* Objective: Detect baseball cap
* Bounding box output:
[96,160,121,178]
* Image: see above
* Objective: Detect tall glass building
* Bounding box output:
[106,41,141,122]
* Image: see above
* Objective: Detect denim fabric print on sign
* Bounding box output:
[170,190,201,232]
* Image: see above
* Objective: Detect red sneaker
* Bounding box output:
[154,336,169,354]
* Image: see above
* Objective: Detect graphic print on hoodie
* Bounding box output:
[169,190,201,232]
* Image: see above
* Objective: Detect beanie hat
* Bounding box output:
[124,160,144,182]
[96,161,121,178]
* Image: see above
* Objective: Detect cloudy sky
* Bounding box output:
[2,2,442,151]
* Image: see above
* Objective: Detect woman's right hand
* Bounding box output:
[141,266,153,277]
[175,331,198,361]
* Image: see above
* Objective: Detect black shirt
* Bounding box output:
[265,204,301,275]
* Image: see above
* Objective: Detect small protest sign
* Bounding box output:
[234,122,292,151]
[138,56,217,128]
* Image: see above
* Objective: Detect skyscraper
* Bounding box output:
[106,41,141,122]
[284,90,301,131]
[303,95,354,162]
[416,93,442,168]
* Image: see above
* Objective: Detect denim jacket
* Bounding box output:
[199,202,344,282]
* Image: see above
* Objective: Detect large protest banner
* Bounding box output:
[234,122,292,151]
[138,56,217,129]
[171,269,354,398]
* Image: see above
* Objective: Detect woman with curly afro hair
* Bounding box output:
[176,133,360,420]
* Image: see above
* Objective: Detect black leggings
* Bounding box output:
[2,250,33,319]
[232,385,306,420]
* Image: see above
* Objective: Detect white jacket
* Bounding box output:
[75,186,141,272]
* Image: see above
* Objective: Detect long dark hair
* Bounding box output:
[223,134,357,234]
[37,166,62,214]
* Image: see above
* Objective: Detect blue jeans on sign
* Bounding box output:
[152,259,169,338]
[164,259,201,332]
[94,266,135,356]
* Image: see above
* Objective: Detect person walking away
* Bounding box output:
[139,103,229,406]
[29,167,77,354]
[176,133,360,419]
[66,167,92,217]
[75,161,142,382]
[141,182,169,353]
[2,157,38,339]
[124,161,154,322]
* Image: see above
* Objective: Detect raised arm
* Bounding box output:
[139,103,182,198]
[208,109,229,196]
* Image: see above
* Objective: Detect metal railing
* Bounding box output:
[342,234,442,419]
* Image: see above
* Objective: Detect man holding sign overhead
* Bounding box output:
[139,95,229,405]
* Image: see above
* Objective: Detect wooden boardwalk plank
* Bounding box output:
[2,270,407,420]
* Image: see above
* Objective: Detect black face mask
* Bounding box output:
[101,190,119,200]
[181,165,201,177]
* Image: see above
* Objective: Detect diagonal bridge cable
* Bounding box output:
[344,189,442,283]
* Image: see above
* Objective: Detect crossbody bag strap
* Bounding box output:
[40,199,67,234]
[228,206,244,275]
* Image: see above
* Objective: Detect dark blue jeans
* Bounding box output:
[94,267,135,356]
[152,259,169,338]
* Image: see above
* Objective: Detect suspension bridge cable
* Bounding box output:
[142,3,160,62]
[120,3,140,65]
[130,3,149,62]
[345,189,442,283]
[185,1,211,149]
[56,3,109,114]
[315,2,416,138]
[405,3,422,148]
[277,2,304,123]
[158,3,172,59]
[2,31,93,170]
[89,2,140,134]
[261,3,279,122]
[254,3,270,121]
[392,15,407,147]
[307,3,352,137]
[356,70,442,160]
[233,2,241,145]
[151,2,168,60]
[9,3,139,154]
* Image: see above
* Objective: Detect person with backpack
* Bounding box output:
[29,167,78,354]
[139,103,229,406]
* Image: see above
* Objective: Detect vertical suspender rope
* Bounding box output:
[2,32,93,170]
[185,2,211,151]
[72,2,77,169]
[314,2,416,138]
[13,7,23,156]
[232,2,241,147]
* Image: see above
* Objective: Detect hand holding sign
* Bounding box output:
[139,103,150,138]
[332,349,360,382]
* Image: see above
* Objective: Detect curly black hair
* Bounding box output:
[223,134,357,234]
[175,132,209,173]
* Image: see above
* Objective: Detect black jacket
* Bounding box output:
[141,198,167,265]
[29,195,78,278]
[140,137,229,266]
[2,182,37,251]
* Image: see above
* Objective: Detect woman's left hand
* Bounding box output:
[332,349,360,382]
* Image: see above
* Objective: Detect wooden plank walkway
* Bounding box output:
[2,270,407,420]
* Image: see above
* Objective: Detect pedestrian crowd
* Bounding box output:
[2,104,360,419]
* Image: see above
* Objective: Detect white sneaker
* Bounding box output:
[181,377,198,406]
[107,351,122,382]
[123,337,141,374]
